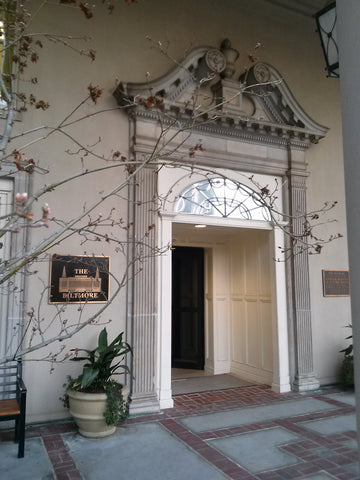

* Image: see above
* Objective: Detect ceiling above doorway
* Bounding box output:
[262,0,331,17]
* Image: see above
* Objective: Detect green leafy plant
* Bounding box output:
[104,380,129,425]
[62,328,132,425]
[340,324,354,389]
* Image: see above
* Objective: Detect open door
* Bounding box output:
[172,246,204,370]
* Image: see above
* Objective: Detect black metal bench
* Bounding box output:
[0,361,27,458]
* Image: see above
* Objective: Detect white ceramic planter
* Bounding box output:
[68,385,130,438]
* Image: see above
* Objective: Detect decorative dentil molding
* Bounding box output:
[114,44,328,150]
[243,63,328,136]
[114,46,210,106]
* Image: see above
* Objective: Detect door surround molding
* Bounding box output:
[158,206,291,409]
[117,47,326,413]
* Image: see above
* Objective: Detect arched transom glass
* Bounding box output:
[174,178,271,221]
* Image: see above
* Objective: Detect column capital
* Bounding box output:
[287,170,309,189]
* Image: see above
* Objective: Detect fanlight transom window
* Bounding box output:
[174,178,270,221]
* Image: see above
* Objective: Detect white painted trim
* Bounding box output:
[270,226,291,393]
[160,211,273,231]
[157,202,291,404]
[158,216,174,409]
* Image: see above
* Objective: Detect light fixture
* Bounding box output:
[315,2,339,78]
[194,224,206,228]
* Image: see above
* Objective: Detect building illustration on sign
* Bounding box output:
[59,266,102,293]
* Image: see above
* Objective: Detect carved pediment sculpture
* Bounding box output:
[114,40,327,149]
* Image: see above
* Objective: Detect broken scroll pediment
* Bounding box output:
[114,43,327,147]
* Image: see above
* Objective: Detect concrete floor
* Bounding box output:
[172,373,252,395]
[0,386,358,479]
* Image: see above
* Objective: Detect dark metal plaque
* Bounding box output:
[322,270,350,297]
[49,254,110,304]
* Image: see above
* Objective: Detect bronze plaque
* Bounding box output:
[322,270,350,297]
[49,254,110,304]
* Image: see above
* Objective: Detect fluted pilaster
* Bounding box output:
[129,167,160,413]
[289,172,319,391]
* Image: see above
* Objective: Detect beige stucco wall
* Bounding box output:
[8,0,349,422]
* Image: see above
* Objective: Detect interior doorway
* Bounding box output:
[171,246,205,371]
[158,175,290,409]
[159,219,290,409]
[170,224,282,386]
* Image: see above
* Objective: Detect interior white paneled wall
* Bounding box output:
[229,230,273,384]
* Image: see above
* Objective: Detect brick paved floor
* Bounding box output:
[1,385,358,479]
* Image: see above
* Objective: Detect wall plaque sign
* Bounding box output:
[49,254,110,304]
[322,269,350,297]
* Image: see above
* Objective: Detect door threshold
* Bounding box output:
[171,368,211,380]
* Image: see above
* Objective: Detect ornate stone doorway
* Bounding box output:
[158,185,290,410]
[115,42,327,414]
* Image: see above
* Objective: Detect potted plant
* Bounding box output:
[62,328,132,438]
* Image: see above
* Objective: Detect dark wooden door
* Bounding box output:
[172,246,204,369]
